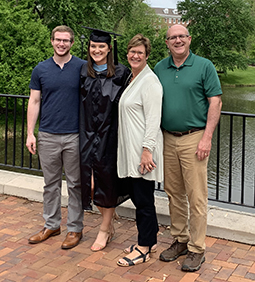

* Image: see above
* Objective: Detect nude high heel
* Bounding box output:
[91,212,117,252]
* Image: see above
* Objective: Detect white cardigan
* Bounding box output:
[117,64,163,182]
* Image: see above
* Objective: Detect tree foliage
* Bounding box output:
[247,0,255,63]
[0,0,168,96]
[178,0,255,73]
[1,0,255,97]
[34,0,167,67]
[0,0,52,96]
[116,1,168,69]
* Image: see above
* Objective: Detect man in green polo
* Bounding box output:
[154,24,222,272]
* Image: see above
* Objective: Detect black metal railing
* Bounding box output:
[211,111,255,208]
[0,94,41,174]
[155,111,255,209]
[1,94,255,208]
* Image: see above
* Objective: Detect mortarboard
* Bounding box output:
[82,26,122,65]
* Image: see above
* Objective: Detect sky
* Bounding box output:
[145,0,179,8]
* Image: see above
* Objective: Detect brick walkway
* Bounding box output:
[0,195,255,282]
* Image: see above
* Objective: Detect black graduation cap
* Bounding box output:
[81,26,122,65]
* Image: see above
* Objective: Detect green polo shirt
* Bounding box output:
[154,51,222,132]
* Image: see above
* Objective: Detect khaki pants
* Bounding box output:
[163,130,208,253]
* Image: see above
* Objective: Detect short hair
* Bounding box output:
[51,25,75,42]
[166,25,190,39]
[127,34,151,57]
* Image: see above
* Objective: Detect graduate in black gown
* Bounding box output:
[79,28,130,251]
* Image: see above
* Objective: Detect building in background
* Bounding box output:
[152,7,189,29]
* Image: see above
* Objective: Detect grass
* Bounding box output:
[219,66,255,86]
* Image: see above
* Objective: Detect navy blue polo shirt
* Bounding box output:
[29,56,86,133]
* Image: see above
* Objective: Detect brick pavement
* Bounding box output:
[0,194,255,282]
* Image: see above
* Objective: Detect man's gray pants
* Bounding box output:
[38,131,84,232]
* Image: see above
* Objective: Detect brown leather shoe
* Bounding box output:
[61,232,82,249]
[28,227,61,244]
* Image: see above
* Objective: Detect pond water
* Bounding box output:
[207,87,255,208]
[221,87,255,113]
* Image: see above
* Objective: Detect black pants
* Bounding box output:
[124,177,159,248]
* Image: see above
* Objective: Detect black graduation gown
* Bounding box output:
[79,63,131,210]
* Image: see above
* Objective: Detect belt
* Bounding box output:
[165,127,205,137]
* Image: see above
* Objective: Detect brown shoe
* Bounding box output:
[28,227,61,244]
[61,232,82,249]
[159,240,188,262]
[182,251,205,272]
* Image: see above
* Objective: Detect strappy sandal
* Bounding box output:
[113,211,119,220]
[91,213,116,252]
[124,244,157,254]
[117,247,150,267]
[91,229,114,252]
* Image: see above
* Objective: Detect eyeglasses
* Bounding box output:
[167,34,189,41]
[129,50,145,56]
[54,38,72,44]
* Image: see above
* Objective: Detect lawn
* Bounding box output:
[219,66,255,86]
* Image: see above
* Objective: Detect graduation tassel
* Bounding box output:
[114,35,118,65]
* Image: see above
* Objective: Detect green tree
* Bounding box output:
[247,0,255,64]
[0,0,52,96]
[116,1,168,69]
[34,0,105,33]
[34,0,168,67]
[34,0,143,49]
[178,0,255,73]
[34,0,167,66]
[0,0,168,97]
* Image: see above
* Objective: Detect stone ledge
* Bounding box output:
[0,170,68,206]
[1,169,255,245]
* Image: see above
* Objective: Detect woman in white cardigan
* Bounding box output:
[117,34,163,267]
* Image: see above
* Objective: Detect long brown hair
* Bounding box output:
[87,41,115,78]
